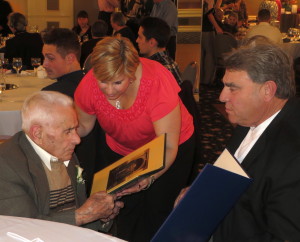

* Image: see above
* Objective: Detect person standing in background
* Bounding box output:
[200,0,223,86]
[0,0,12,37]
[150,0,178,60]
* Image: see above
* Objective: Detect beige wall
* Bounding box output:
[9,0,74,31]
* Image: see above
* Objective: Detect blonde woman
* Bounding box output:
[74,35,195,242]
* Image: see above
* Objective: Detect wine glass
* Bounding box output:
[31,57,41,76]
[12,58,22,76]
[2,58,9,75]
[0,82,6,102]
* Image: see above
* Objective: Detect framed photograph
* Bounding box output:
[91,134,166,194]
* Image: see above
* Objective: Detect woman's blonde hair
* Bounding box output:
[91,35,140,82]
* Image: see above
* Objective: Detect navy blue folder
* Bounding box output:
[151,149,252,242]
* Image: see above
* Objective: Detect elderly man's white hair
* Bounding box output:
[21,91,74,132]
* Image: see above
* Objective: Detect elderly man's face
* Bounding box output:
[219,70,267,127]
[39,105,80,161]
[42,44,70,79]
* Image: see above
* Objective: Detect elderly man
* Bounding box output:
[4,12,43,69]
[211,37,300,240]
[0,91,123,229]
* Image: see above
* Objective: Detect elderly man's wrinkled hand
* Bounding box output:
[75,192,123,225]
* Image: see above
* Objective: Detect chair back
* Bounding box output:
[83,53,93,73]
[182,61,200,93]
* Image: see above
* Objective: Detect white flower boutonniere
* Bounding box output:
[76,165,85,184]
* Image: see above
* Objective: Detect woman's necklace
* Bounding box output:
[116,100,121,109]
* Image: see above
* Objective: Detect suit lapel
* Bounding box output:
[18,132,50,214]
[67,155,87,206]
[230,99,293,170]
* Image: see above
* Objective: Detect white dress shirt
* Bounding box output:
[235,111,280,163]
[25,134,69,170]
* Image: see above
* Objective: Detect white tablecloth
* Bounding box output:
[0,74,55,136]
[0,215,126,242]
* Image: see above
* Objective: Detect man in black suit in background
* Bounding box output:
[80,20,108,68]
[4,12,43,69]
[111,12,138,51]
[42,28,83,97]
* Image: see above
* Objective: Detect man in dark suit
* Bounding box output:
[80,20,108,68]
[42,28,83,98]
[211,37,300,241]
[0,91,123,229]
[111,12,138,51]
[4,12,43,70]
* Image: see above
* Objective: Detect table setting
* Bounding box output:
[0,59,54,136]
[280,28,300,59]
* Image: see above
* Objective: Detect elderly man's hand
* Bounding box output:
[75,192,124,226]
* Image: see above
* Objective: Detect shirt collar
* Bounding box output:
[25,134,70,170]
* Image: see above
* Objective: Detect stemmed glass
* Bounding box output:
[2,58,9,75]
[0,82,5,102]
[0,61,6,101]
[31,57,41,76]
[12,58,22,76]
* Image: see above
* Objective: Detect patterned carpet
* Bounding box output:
[197,85,234,166]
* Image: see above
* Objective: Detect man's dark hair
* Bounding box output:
[42,28,81,61]
[77,10,88,19]
[92,20,108,37]
[9,12,27,32]
[111,12,127,26]
[139,17,170,48]
[258,9,271,22]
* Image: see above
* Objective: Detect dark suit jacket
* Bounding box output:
[0,132,86,224]
[80,38,103,68]
[42,70,84,99]
[214,98,300,241]
[4,31,44,69]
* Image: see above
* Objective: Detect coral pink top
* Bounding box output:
[75,58,194,156]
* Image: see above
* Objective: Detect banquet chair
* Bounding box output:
[182,61,200,93]
[178,80,202,184]
[83,53,93,73]
[213,32,238,84]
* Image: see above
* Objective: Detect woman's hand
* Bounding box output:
[116,176,155,198]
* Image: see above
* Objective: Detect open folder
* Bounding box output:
[151,148,252,242]
[90,134,166,194]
